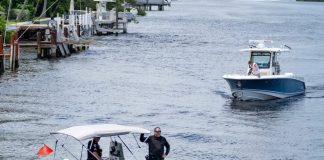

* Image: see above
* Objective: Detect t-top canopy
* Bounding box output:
[51,124,150,140]
[240,40,291,53]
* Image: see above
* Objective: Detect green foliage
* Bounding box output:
[137,8,146,16]
[0,0,145,21]
[4,30,15,44]
[0,16,5,36]
[0,15,12,43]
[10,9,30,21]
[17,4,35,17]
[0,5,5,12]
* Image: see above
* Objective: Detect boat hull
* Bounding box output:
[223,75,306,100]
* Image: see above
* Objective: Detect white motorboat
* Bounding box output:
[223,40,306,101]
[48,124,150,160]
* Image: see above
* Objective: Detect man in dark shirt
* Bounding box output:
[87,137,102,160]
[140,127,170,160]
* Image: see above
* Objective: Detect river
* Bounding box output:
[1,0,324,159]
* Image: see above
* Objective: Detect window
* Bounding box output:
[250,52,271,69]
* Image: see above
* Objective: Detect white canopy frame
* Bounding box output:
[50,124,150,160]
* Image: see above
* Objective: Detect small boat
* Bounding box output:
[223,40,306,100]
[49,124,150,160]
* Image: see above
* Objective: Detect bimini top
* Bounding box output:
[51,124,150,140]
[240,40,291,53]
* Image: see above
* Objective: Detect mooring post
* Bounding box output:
[37,32,42,58]
[51,30,57,58]
[64,27,68,39]
[9,33,15,70]
[77,24,81,37]
[0,35,4,73]
[14,32,19,69]
[115,1,119,36]
[162,0,165,11]
[146,0,149,11]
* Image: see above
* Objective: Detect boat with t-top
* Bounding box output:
[223,40,306,100]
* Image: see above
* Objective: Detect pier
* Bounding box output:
[0,0,174,74]
[136,0,171,11]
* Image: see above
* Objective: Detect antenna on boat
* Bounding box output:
[284,45,292,50]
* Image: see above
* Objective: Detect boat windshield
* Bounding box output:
[250,52,271,69]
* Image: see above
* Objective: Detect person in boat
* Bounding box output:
[87,137,102,160]
[248,60,260,77]
[140,127,170,160]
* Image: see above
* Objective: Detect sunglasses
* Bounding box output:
[154,130,161,133]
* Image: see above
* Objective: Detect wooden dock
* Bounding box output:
[136,0,171,11]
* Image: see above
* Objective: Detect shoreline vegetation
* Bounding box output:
[0,0,145,38]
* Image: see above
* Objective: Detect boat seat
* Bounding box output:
[109,141,125,160]
[260,72,269,76]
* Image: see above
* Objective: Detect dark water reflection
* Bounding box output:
[1,0,324,159]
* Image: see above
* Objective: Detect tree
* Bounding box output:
[41,0,47,17]
[16,0,29,21]
[0,16,5,36]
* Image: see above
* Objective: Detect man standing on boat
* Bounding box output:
[87,137,102,160]
[248,60,260,77]
[140,127,170,160]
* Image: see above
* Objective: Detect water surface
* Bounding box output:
[1,0,324,159]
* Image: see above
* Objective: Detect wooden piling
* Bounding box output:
[64,27,68,38]
[14,32,19,69]
[0,35,4,73]
[9,32,20,70]
[51,31,57,58]
[37,32,42,58]
[77,25,81,37]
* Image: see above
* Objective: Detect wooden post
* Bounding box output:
[77,24,81,37]
[37,32,42,58]
[9,33,15,70]
[64,27,68,38]
[162,0,164,11]
[51,30,57,58]
[14,32,19,69]
[146,0,149,11]
[123,23,127,33]
[115,1,119,36]
[0,35,4,73]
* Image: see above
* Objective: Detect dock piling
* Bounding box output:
[14,32,19,69]
[37,32,42,58]
[0,35,4,73]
